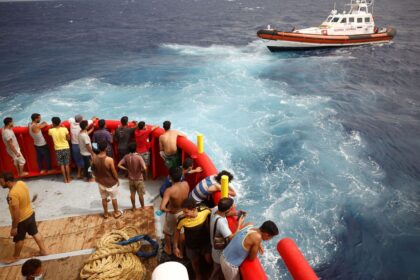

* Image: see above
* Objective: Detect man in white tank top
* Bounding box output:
[29,113,51,173]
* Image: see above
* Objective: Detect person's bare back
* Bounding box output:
[160,130,183,156]
[165,181,189,213]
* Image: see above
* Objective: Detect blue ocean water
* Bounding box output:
[1,0,420,279]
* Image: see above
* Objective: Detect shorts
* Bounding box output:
[10,151,26,166]
[56,148,71,166]
[71,144,84,168]
[186,244,211,260]
[163,211,183,236]
[14,212,38,243]
[129,180,145,195]
[140,152,150,166]
[98,183,119,200]
[160,151,180,170]
[220,254,240,280]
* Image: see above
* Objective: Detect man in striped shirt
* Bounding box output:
[190,170,237,205]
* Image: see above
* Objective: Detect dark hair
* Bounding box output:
[3,117,13,126]
[51,117,61,126]
[128,142,137,153]
[163,120,171,131]
[215,170,234,184]
[182,197,197,210]
[182,158,194,170]
[21,258,42,277]
[98,119,106,128]
[260,220,279,236]
[98,141,108,152]
[31,113,40,121]
[169,166,183,183]
[121,116,128,126]
[138,121,145,130]
[0,172,15,182]
[218,197,234,212]
[79,120,88,130]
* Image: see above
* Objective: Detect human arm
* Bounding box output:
[228,185,237,197]
[6,139,21,157]
[9,197,20,236]
[188,166,203,174]
[117,158,127,171]
[159,136,164,151]
[108,158,120,185]
[65,128,70,141]
[177,130,186,137]
[160,189,172,213]
[247,234,262,261]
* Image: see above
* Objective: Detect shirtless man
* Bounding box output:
[159,120,186,170]
[160,166,189,255]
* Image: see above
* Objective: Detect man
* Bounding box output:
[159,157,202,198]
[118,143,147,209]
[220,220,279,280]
[92,119,113,157]
[21,258,44,280]
[114,116,136,160]
[78,120,94,182]
[209,197,245,280]
[160,166,189,255]
[69,114,93,179]
[92,141,122,219]
[0,173,48,263]
[48,117,71,183]
[191,170,237,205]
[134,121,157,179]
[174,198,212,280]
[2,117,28,177]
[29,113,51,174]
[159,120,186,170]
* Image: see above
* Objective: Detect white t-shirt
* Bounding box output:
[209,207,232,264]
[69,118,93,144]
[78,132,92,156]
[2,128,20,156]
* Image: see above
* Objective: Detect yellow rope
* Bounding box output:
[80,226,146,280]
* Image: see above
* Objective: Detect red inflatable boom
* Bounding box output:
[277,238,318,280]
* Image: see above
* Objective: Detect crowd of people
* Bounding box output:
[1,114,279,280]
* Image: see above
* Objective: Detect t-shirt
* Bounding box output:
[2,128,20,156]
[119,153,145,181]
[78,132,92,156]
[92,129,112,148]
[177,207,211,249]
[135,128,152,154]
[210,207,232,263]
[48,127,69,150]
[7,181,33,223]
[69,118,93,144]
[115,127,135,150]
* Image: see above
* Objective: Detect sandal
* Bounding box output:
[114,210,124,219]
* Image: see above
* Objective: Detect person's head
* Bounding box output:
[75,114,83,123]
[259,220,279,241]
[169,166,183,183]
[218,197,234,214]
[79,120,88,131]
[182,197,198,218]
[0,172,15,189]
[98,119,106,129]
[3,117,13,128]
[21,258,43,280]
[215,170,234,184]
[182,158,194,172]
[121,116,128,126]
[128,142,137,153]
[137,121,145,130]
[163,120,171,131]
[31,113,41,123]
[97,140,108,152]
[51,117,61,127]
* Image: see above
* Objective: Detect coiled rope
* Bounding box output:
[80,226,149,280]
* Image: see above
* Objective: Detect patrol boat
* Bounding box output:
[257,0,396,51]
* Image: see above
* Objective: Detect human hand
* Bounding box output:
[258,244,264,255]
[10,228,17,237]
[16,152,22,158]
[195,166,203,173]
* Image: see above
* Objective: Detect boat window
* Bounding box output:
[349,17,355,23]
[357,18,363,23]
[341,18,347,23]
[332,17,340,22]
[327,16,333,22]
[365,17,370,22]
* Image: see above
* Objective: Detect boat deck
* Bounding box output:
[0,207,158,280]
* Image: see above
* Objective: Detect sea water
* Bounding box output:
[1,0,420,279]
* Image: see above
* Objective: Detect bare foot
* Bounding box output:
[103,213,110,219]
[40,170,46,174]
[40,250,48,256]
[20,172,29,177]
[131,207,136,211]
[113,210,123,219]
[163,243,172,255]
[1,256,18,264]
[88,178,96,183]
